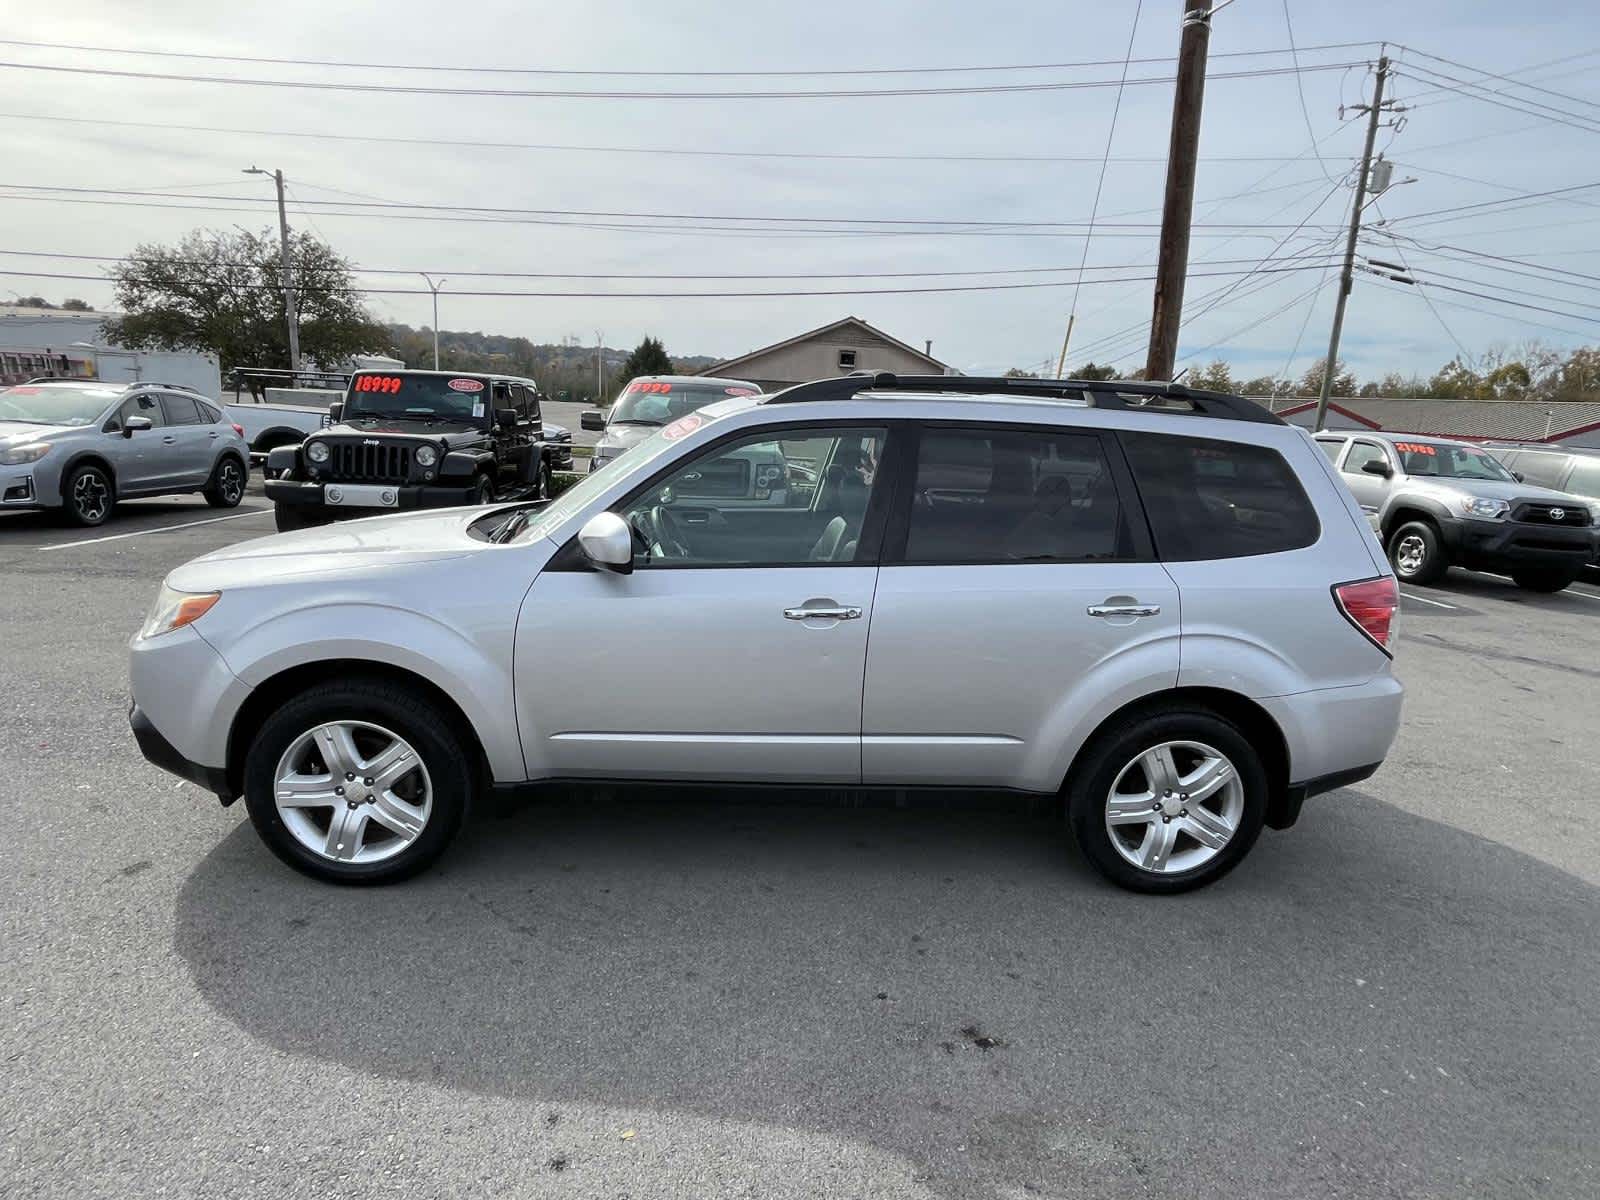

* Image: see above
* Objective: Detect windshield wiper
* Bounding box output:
[490,509,531,544]
[610,418,663,426]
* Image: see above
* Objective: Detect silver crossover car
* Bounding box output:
[1,380,249,525]
[130,374,1403,893]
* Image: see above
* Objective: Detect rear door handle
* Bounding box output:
[784,604,862,621]
[1087,604,1161,618]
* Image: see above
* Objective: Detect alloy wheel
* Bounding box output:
[1394,534,1426,576]
[219,461,243,503]
[1104,740,1245,875]
[273,720,433,864]
[73,472,110,522]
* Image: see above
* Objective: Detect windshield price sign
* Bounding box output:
[352,375,403,394]
[448,378,485,393]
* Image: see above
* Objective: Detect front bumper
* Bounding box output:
[2,471,39,507]
[549,445,573,471]
[266,479,478,511]
[128,624,252,802]
[1439,515,1598,571]
[131,703,234,799]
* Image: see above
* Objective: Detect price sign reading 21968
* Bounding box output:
[352,375,404,394]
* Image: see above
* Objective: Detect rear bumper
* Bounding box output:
[1439,515,1598,570]
[265,479,478,511]
[1260,674,1403,826]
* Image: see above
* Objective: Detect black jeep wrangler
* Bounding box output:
[265,370,555,532]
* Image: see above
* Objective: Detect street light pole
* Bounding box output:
[244,166,301,377]
[420,274,447,368]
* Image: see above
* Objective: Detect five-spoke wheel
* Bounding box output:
[273,721,433,865]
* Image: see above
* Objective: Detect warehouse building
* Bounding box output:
[0,305,221,396]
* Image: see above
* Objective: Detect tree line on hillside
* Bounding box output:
[1011,341,1600,404]
[8,296,95,311]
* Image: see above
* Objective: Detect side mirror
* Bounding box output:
[1513,471,1525,482]
[496,408,518,429]
[328,401,344,423]
[1362,459,1393,478]
[580,410,606,431]
[577,511,634,575]
[122,415,152,438]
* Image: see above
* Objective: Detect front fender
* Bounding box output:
[209,601,524,783]
[440,450,493,479]
[265,444,300,476]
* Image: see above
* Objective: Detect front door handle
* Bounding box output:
[161,435,178,444]
[784,603,862,621]
[1087,603,1161,618]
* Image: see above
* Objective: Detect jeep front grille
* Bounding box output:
[1514,501,1590,527]
[329,442,412,483]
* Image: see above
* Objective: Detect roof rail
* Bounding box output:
[762,372,1283,425]
[130,381,204,394]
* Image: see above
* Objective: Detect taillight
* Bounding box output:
[1334,576,1398,655]
[230,423,245,438]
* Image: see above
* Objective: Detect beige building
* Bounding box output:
[697,316,949,392]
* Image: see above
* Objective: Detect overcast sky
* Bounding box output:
[3,0,1598,380]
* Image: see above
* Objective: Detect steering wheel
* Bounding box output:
[650,504,694,558]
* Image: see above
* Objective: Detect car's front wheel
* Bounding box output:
[1387,520,1448,585]
[473,475,496,505]
[1511,569,1579,593]
[536,461,554,500]
[61,462,114,526]
[242,678,474,884]
[1067,709,1267,894]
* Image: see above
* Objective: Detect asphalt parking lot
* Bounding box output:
[3,482,1597,1199]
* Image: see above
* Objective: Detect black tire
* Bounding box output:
[473,475,496,505]
[537,461,554,500]
[242,677,475,884]
[203,455,246,508]
[1511,569,1579,593]
[1387,520,1449,585]
[273,504,328,533]
[1066,708,1268,894]
[61,462,114,526]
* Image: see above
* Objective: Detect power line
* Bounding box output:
[0,111,1367,166]
[1387,179,1600,226]
[1372,279,1599,341]
[1282,0,1339,185]
[1373,235,1600,286]
[0,36,1379,78]
[0,261,1339,299]
[0,245,1341,281]
[1391,62,1600,135]
[0,57,1366,101]
[1364,200,1470,359]
[1179,275,1334,364]
[1391,44,1600,113]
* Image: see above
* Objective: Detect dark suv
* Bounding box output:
[265,370,554,532]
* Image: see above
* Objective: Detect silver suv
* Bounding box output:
[129,374,1402,893]
[1315,431,1599,592]
[1,380,249,526]
[582,375,761,472]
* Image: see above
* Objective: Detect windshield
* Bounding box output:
[1394,440,1517,482]
[344,373,489,422]
[0,384,120,426]
[607,380,757,426]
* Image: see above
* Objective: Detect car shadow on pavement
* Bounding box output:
[174,789,1598,1200]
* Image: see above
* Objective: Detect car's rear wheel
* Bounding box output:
[1511,569,1579,593]
[61,463,114,526]
[1387,520,1448,585]
[203,456,246,508]
[537,461,554,500]
[473,475,496,505]
[273,504,328,533]
[242,678,474,884]
[1067,710,1267,894]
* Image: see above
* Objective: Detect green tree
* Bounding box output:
[1003,366,1040,379]
[1427,357,1481,400]
[102,228,389,371]
[1554,346,1600,401]
[14,295,53,308]
[1297,357,1356,397]
[1068,360,1119,381]
[617,336,673,386]
[1238,375,1282,396]
[60,298,93,311]
[1188,358,1237,393]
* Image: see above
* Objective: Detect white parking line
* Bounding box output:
[1400,590,1460,610]
[1568,588,1600,603]
[40,508,273,551]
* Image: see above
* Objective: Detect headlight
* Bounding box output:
[306,440,330,464]
[1461,497,1509,519]
[415,445,438,467]
[139,584,220,639]
[0,442,51,465]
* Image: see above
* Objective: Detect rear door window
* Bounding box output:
[159,393,202,425]
[901,427,1133,563]
[1511,452,1570,489]
[1120,432,1320,560]
[1563,457,1600,496]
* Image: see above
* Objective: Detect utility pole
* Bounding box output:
[244,166,301,378]
[595,330,604,404]
[420,274,447,368]
[1144,0,1213,382]
[1314,56,1392,431]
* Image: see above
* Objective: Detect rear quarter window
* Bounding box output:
[1120,431,1320,560]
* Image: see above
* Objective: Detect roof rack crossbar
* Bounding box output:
[762,372,1282,425]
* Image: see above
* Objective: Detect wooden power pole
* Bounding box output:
[1313,56,1391,431]
[1144,0,1213,382]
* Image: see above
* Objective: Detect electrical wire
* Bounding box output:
[1282,0,1340,185]
[1063,0,1144,341]
[1386,180,1600,227]
[0,36,1381,78]
[1392,44,1600,113]
[1364,201,1471,359]
[0,57,1366,101]
[1391,62,1600,135]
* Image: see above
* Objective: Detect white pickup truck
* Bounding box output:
[223,388,336,459]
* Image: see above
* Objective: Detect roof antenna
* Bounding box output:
[1171,366,1190,383]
